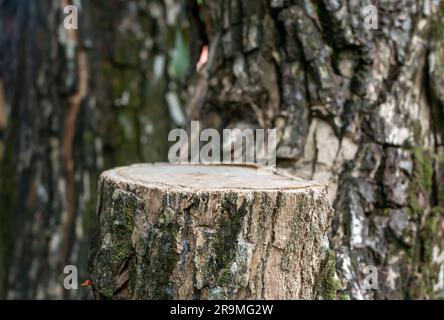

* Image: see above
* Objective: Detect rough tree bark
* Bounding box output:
[2,0,444,300]
[90,164,334,299]
[184,0,444,299]
[0,0,183,299]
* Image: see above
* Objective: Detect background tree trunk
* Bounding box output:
[0,0,187,299]
[186,0,444,299]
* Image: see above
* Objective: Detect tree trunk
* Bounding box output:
[0,0,183,299]
[2,0,444,301]
[90,164,334,299]
[185,0,444,299]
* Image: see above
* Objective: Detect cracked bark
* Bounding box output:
[90,164,334,299]
[1,0,444,300]
[185,0,444,299]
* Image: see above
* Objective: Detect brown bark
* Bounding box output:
[1,0,444,301]
[0,0,180,299]
[90,164,334,299]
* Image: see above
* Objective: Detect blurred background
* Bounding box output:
[0,0,194,299]
[1,0,444,299]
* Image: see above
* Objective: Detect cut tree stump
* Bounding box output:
[90,164,334,299]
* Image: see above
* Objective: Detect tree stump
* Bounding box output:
[90,164,334,299]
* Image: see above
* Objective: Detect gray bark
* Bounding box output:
[185,0,444,299]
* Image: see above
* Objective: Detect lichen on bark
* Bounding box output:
[186,0,444,299]
[90,164,334,299]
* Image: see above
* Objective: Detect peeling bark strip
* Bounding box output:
[59,0,89,272]
[90,164,334,299]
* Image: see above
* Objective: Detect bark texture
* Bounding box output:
[1,0,444,300]
[90,164,334,299]
[0,0,182,299]
[184,0,444,299]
